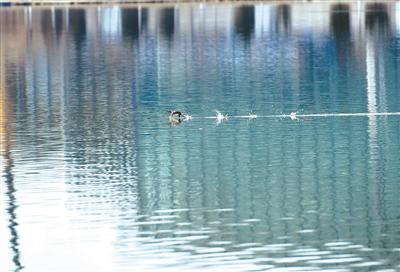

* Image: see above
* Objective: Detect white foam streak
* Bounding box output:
[193,112,400,120]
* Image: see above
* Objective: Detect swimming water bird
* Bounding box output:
[166,110,192,126]
[166,110,182,126]
[166,110,183,120]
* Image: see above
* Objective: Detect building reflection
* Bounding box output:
[365,4,391,245]
[40,9,63,42]
[140,7,149,32]
[69,8,86,42]
[276,4,291,34]
[366,3,389,34]
[234,5,255,40]
[159,7,175,40]
[330,4,351,65]
[121,8,139,40]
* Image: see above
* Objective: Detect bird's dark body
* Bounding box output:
[166,110,183,119]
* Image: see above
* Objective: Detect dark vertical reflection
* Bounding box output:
[159,7,174,40]
[3,149,23,271]
[41,9,63,40]
[54,9,63,38]
[276,4,291,34]
[330,4,350,36]
[330,2,353,115]
[140,8,148,33]
[366,3,389,34]
[69,9,86,43]
[234,5,255,40]
[41,10,53,37]
[121,8,139,41]
[330,4,351,65]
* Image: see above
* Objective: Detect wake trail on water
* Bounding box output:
[185,111,400,123]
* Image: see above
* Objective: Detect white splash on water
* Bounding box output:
[248,113,258,119]
[215,110,228,124]
[183,114,192,121]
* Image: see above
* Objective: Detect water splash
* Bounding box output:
[248,114,258,119]
[183,115,192,121]
[215,111,228,125]
[201,111,228,124]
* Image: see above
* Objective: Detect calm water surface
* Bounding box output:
[1,2,400,271]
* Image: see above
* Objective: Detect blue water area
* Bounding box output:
[1,2,400,271]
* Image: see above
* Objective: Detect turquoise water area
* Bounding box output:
[1,2,400,271]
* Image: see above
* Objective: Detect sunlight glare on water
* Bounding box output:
[1,2,400,272]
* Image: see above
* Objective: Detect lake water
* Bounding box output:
[1,2,400,271]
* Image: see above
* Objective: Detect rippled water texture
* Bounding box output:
[1,2,400,271]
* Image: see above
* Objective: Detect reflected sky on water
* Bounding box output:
[1,2,400,271]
